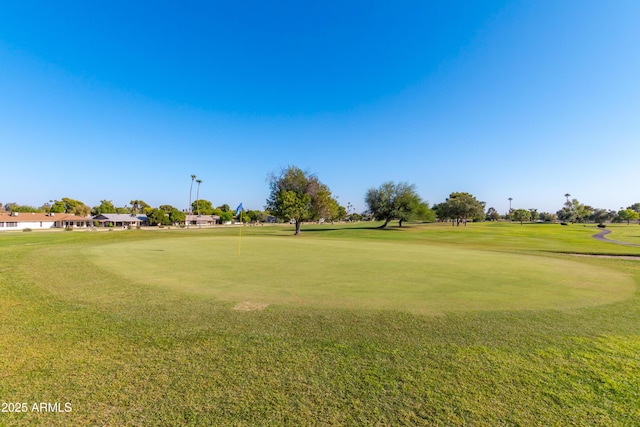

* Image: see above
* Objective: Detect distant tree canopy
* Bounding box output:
[591,208,611,225]
[130,200,150,214]
[169,209,186,224]
[191,200,214,215]
[244,209,267,222]
[50,197,90,216]
[512,209,531,225]
[628,203,640,224]
[539,212,558,222]
[365,182,431,228]
[266,166,337,235]
[92,200,117,215]
[147,208,170,226]
[220,211,234,223]
[618,209,639,225]
[3,203,43,213]
[486,207,501,221]
[435,192,485,226]
[557,198,593,225]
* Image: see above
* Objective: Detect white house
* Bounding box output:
[186,214,220,226]
[0,212,93,230]
[93,213,147,228]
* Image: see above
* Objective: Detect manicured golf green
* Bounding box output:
[1,222,640,426]
[89,235,633,314]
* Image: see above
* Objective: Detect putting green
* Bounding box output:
[88,236,634,315]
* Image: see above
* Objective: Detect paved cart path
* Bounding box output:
[593,229,640,247]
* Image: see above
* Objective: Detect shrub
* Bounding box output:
[597,223,607,228]
[64,227,74,231]
[560,222,568,226]
[22,228,32,232]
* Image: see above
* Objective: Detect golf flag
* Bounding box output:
[236,203,244,256]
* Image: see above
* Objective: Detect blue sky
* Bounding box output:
[1,1,639,214]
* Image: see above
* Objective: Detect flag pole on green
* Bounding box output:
[236,203,243,255]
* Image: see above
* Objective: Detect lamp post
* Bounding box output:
[188,174,196,228]
[196,179,202,216]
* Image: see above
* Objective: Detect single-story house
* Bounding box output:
[186,214,220,226]
[0,212,93,230]
[93,213,147,228]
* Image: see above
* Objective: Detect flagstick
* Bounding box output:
[237,209,243,256]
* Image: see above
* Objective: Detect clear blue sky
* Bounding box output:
[1,1,639,214]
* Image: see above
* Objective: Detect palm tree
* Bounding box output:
[508,197,513,220]
[188,174,196,228]
[196,179,202,216]
[564,193,571,203]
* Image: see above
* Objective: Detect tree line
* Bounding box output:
[3,166,639,232]
[0,198,270,227]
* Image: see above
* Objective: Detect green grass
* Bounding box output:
[1,222,640,426]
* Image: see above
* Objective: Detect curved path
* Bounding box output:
[593,229,640,247]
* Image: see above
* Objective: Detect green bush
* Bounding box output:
[64,227,74,231]
[22,228,32,232]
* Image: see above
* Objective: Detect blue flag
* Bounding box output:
[235,203,243,217]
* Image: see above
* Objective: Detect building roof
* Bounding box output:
[93,214,146,222]
[0,212,92,222]
[186,214,220,221]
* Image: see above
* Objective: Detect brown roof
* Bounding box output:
[0,212,92,222]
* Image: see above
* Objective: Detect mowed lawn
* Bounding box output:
[1,222,640,426]
[88,233,632,314]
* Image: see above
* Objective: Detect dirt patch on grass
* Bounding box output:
[233,301,269,311]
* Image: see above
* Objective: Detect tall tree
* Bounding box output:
[188,174,196,227]
[557,198,579,223]
[486,207,501,221]
[512,209,531,225]
[618,209,639,225]
[169,209,186,225]
[365,182,426,228]
[628,203,640,224]
[266,166,336,235]
[130,200,150,214]
[52,197,90,216]
[191,199,214,215]
[437,192,485,226]
[93,200,117,215]
[591,208,610,225]
[147,208,170,226]
[195,179,202,215]
[557,198,591,225]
